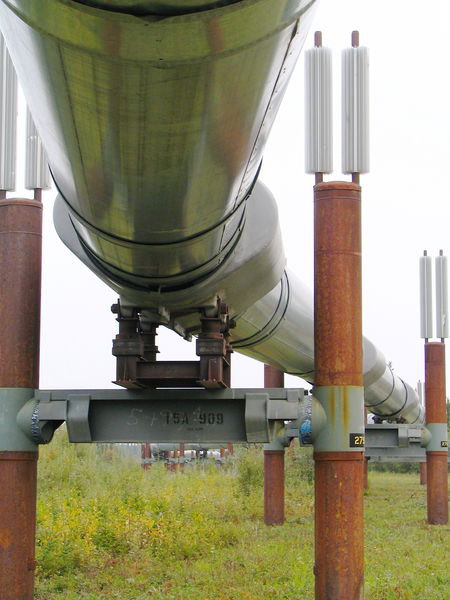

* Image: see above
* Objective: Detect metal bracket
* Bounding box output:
[112,298,234,389]
[0,388,38,451]
[18,387,306,445]
[364,424,449,462]
[66,394,92,442]
[297,417,449,463]
[423,423,449,452]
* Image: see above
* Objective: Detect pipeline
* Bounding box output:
[0,0,422,423]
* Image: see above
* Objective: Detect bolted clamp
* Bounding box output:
[196,300,234,388]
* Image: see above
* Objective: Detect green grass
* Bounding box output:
[35,432,449,599]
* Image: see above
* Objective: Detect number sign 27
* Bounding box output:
[349,433,365,448]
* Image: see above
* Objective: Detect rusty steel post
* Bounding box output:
[363,458,369,491]
[363,410,369,490]
[141,443,152,470]
[424,342,448,524]
[313,181,365,600]
[164,450,171,471]
[287,438,295,461]
[263,365,285,526]
[0,198,42,600]
[264,364,284,389]
[179,443,185,472]
[420,462,427,485]
[263,450,285,526]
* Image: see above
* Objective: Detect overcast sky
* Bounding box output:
[30,0,449,394]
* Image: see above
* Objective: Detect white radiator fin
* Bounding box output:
[25,108,51,190]
[420,254,433,339]
[0,35,17,191]
[305,46,333,174]
[435,253,448,339]
[342,45,369,174]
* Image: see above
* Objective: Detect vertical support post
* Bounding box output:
[420,462,427,485]
[140,443,145,469]
[363,458,369,491]
[141,443,151,470]
[164,450,172,471]
[179,443,185,472]
[313,182,365,600]
[263,365,285,526]
[263,450,285,526]
[424,342,448,524]
[364,409,369,490]
[0,197,42,600]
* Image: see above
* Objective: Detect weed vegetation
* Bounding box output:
[35,431,449,599]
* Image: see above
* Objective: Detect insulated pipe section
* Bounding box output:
[0,0,422,426]
[0,0,315,291]
[363,339,423,423]
[232,270,316,379]
[74,1,240,14]
[54,179,287,334]
[231,274,423,424]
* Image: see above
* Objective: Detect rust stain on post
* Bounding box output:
[327,387,336,425]
[426,453,449,524]
[0,528,12,549]
[424,343,447,423]
[314,182,363,387]
[0,198,42,388]
[314,452,365,599]
[342,387,350,430]
[264,364,285,388]
[363,458,369,491]
[263,450,285,526]
[0,452,38,599]
[419,462,427,485]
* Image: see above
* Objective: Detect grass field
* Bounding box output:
[35,431,449,599]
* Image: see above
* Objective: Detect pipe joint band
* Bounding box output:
[424,423,449,452]
[0,388,38,451]
[312,385,365,453]
[232,271,290,349]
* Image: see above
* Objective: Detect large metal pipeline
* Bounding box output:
[0,0,423,423]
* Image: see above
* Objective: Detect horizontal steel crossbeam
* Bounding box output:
[19,388,305,445]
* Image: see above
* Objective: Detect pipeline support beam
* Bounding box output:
[18,387,304,445]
